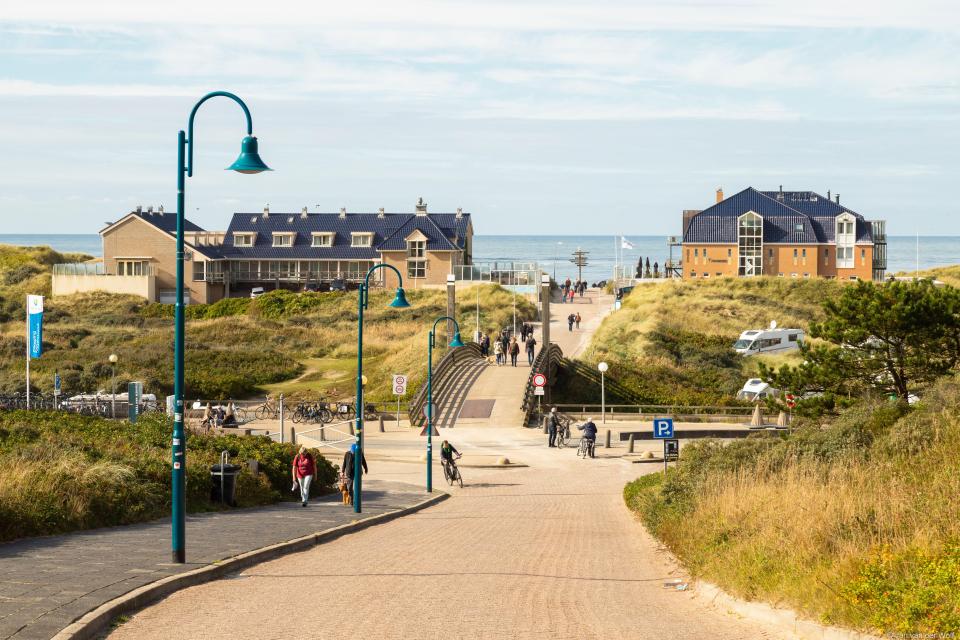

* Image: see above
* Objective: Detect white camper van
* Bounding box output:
[733,321,804,356]
[736,379,779,401]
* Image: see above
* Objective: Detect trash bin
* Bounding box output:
[210,463,241,506]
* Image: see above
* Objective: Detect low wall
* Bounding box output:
[52,274,155,300]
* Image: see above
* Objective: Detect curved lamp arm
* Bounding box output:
[187,91,254,177]
[361,263,405,309]
[430,315,461,348]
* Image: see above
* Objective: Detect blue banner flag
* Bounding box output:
[27,295,43,359]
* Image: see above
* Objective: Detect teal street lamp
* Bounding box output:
[354,264,410,513]
[171,91,270,563]
[426,316,465,492]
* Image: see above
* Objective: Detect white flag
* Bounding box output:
[620,237,634,250]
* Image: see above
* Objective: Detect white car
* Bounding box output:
[250,287,265,298]
[736,379,779,401]
[733,321,804,356]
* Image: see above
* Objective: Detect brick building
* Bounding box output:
[682,187,886,281]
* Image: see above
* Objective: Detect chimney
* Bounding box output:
[456,207,463,219]
[301,206,308,219]
[835,194,840,204]
[415,197,427,215]
[339,207,347,219]
[136,205,142,214]
[827,190,831,201]
[147,205,154,214]
[262,205,269,218]
[377,207,385,219]
[158,205,164,215]
[715,188,724,204]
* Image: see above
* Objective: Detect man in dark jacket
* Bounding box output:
[525,334,537,365]
[577,418,598,458]
[547,407,559,447]
[342,443,368,503]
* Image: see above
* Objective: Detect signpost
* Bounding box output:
[532,373,546,414]
[653,418,675,473]
[128,381,143,423]
[25,295,43,409]
[53,370,61,409]
[392,374,407,430]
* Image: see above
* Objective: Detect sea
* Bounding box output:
[1,234,957,286]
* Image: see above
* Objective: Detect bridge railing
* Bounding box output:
[551,403,755,422]
[408,342,485,428]
[520,343,564,426]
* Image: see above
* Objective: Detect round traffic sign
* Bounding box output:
[532,373,547,387]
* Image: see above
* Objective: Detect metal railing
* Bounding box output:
[551,403,756,422]
[521,343,564,426]
[408,343,485,428]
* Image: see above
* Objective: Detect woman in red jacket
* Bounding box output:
[291,446,316,507]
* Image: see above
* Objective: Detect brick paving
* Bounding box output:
[0,479,423,640]
[109,430,790,640]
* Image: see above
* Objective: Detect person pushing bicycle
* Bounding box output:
[577,417,598,458]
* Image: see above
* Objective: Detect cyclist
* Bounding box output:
[440,440,461,476]
[577,417,598,458]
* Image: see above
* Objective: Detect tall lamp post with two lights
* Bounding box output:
[425,316,465,492]
[354,264,410,513]
[171,91,271,563]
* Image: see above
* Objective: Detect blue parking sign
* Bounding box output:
[653,418,674,439]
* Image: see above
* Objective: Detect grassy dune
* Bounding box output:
[0,246,535,401]
[555,277,836,406]
[625,379,960,633]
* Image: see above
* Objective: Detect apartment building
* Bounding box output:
[682,187,887,281]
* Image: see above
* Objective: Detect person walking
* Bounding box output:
[341,443,368,505]
[500,332,509,358]
[525,334,537,365]
[509,337,520,367]
[575,312,581,329]
[493,338,503,366]
[291,446,316,507]
[567,313,575,331]
[547,407,559,447]
[480,333,490,357]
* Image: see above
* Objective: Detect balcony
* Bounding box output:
[52,263,156,300]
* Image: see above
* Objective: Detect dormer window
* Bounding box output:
[233,232,256,247]
[272,232,295,247]
[311,232,334,248]
[351,233,373,247]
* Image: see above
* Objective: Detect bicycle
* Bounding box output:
[254,396,279,420]
[577,436,595,459]
[441,454,463,488]
[555,419,571,448]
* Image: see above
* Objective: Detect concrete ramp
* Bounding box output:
[454,363,529,428]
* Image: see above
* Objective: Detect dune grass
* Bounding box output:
[624,378,960,634]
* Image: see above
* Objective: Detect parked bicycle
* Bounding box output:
[555,417,571,448]
[254,396,280,420]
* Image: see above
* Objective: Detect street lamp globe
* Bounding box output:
[109,354,118,364]
[598,361,608,373]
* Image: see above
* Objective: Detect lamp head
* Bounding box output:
[109,354,118,364]
[227,136,271,174]
[598,361,608,373]
[449,332,465,348]
[389,287,411,308]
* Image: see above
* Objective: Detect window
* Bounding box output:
[703,273,711,278]
[272,233,294,247]
[794,223,804,232]
[777,273,784,277]
[803,273,810,278]
[192,261,205,282]
[791,273,798,278]
[727,248,732,257]
[351,233,373,247]
[117,260,148,276]
[737,212,763,276]
[690,271,696,277]
[233,233,255,247]
[793,248,798,257]
[768,248,774,258]
[788,334,799,342]
[716,272,722,276]
[694,248,699,257]
[407,240,426,278]
[801,248,806,257]
[703,248,708,259]
[311,233,333,247]
[849,275,859,281]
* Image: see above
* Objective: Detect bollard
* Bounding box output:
[628,433,635,453]
[290,426,296,445]
[542,416,549,434]
[349,422,355,436]
[379,414,385,433]
[605,429,611,449]
[320,426,325,442]
[279,393,285,443]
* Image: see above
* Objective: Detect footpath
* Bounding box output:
[0,479,427,640]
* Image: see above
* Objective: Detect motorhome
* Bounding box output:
[736,379,779,401]
[733,322,804,356]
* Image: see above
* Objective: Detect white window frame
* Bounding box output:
[351,233,373,248]
[407,239,426,278]
[272,233,295,248]
[835,213,856,268]
[737,211,763,276]
[192,261,206,282]
[311,233,334,248]
[233,233,255,247]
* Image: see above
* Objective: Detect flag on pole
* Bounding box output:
[621,236,635,250]
[27,295,43,359]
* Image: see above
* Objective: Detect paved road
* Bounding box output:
[0,480,423,640]
[110,428,788,640]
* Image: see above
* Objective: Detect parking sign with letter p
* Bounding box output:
[653,418,674,439]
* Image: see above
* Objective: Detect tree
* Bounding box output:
[761,280,960,400]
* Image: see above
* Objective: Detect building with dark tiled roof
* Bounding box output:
[54,199,473,303]
[681,187,886,281]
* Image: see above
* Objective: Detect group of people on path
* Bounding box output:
[559,278,587,303]
[201,401,238,429]
[545,407,597,458]
[290,442,368,507]
[486,327,537,367]
[566,312,581,332]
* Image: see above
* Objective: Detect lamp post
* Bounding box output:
[355,264,410,513]
[426,317,465,492]
[598,361,608,424]
[108,353,118,418]
[171,91,271,564]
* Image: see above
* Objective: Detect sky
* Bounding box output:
[0,0,958,235]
